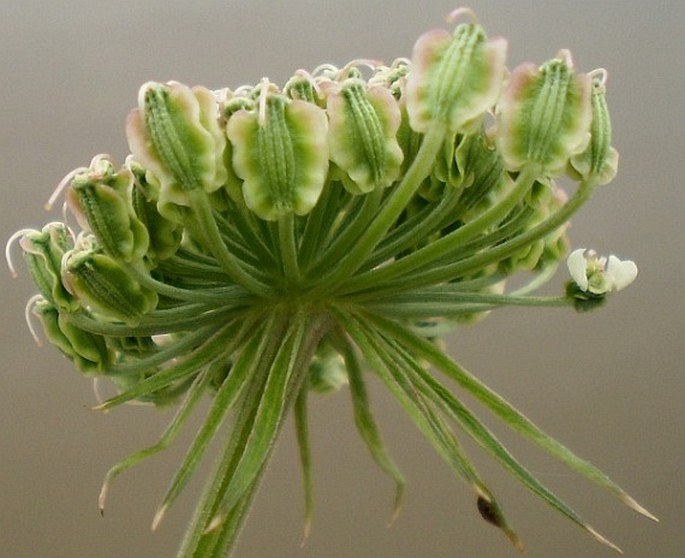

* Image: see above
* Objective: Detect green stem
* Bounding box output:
[355,180,594,297]
[278,213,300,286]
[297,176,337,269]
[175,372,271,558]
[309,125,446,296]
[188,189,272,297]
[65,303,239,337]
[363,183,463,270]
[94,314,259,410]
[305,185,382,279]
[107,325,221,376]
[122,262,253,304]
[364,294,569,319]
[340,166,538,294]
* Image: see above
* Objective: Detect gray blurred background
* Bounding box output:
[1,1,683,557]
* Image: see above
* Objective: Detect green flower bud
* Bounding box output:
[454,129,504,192]
[128,159,183,261]
[497,50,592,175]
[308,342,348,394]
[33,299,111,374]
[568,69,619,185]
[327,78,403,194]
[432,128,504,192]
[227,86,329,220]
[406,14,507,134]
[62,242,158,325]
[284,71,319,104]
[126,81,228,219]
[18,223,78,311]
[66,156,149,263]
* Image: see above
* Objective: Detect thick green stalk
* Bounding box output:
[340,166,538,294]
[309,125,446,296]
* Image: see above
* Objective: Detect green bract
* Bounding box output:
[8,9,653,558]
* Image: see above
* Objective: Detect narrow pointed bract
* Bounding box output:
[8,8,652,558]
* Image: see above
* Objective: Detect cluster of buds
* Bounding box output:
[7,8,650,558]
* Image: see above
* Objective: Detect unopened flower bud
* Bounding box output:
[284,71,319,104]
[33,299,111,374]
[453,129,505,191]
[308,343,348,394]
[327,78,403,194]
[406,14,507,134]
[128,160,183,261]
[568,69,619,185]
[62,244,158,325]
[497,50,592,175]
[227,87,329,220]
[18,223,78,311]
[126,81,228,218]
[66,157,149,263]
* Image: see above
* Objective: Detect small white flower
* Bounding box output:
[567,248,637,294]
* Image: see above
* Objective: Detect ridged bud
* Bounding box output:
[128,159,183,261]
[227,88,329,220]
[126,81,228,219]
[33,299,111,374]
[568,69,619,185]
[18,223,78,312]
[327,78,403,194]
[406,18,507,134]
[66,157,149,263]
[497,50,592,175]
[62,241,158,326]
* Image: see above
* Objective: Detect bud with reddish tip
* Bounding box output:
[497,50,592,176]
[406,15,507,134]
[127,81,228,220]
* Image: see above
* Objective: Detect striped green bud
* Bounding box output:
[406,19,507,134]
[454,129,505,192]
[19,223,78,311]
[34,299,111,374]
[497,50,592,176]
[284,71,319,104]
[63,242,158,326]
[568,69,619,185]
[227,88,329,220]
[327,79,403,194]
[126,81,228,219]
[66,157,149,263]
[128,159,183,261]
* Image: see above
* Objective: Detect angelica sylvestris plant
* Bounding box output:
[7,8,655,557]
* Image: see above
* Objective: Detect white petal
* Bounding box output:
[567,248,589,291]
[606,255,638,291]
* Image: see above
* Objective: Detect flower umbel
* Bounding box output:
[7,8,655,557]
